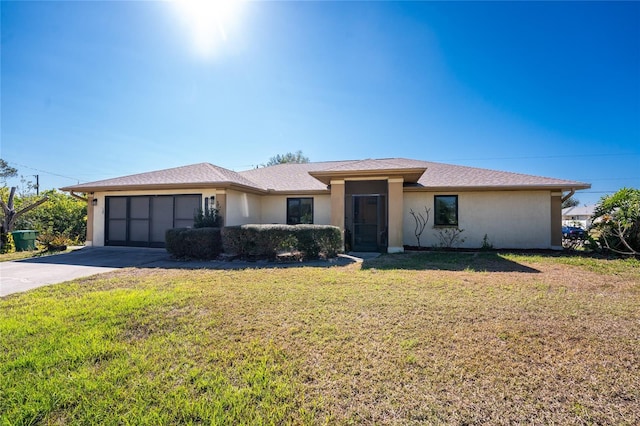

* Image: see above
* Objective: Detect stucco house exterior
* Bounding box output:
[61,158,590,252]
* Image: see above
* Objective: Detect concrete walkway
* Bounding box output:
[1,247,373,297]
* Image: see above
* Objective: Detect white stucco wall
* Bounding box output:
[403,191,552,249]
[260,194,331,225]
[90,189,217,246]
[225,190,262,226]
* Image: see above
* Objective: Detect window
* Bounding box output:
[434,195,458,226]
[287,198,313,224]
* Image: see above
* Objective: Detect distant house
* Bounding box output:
[61,158,590,251]
[562,205,596,229]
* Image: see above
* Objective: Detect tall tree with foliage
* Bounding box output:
[15,190,87,243]
[0,159,18,184]
[265,150,310,166]
[562,196,580,209]
[0,187,49,251]
[592,187,639,256]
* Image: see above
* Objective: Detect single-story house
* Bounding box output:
[562,205,596,229]
[61,158,590,252]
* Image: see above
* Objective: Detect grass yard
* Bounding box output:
[1,252,639,425]
[0,247,74,263]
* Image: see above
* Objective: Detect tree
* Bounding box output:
[0,159,18,184]
[562,196,580,209]
[591,188,639,256]
[265,150,310,166]
[0,187,49,250]
[409,206,431,248]
[15,190,87,243]
[0,160,53,252]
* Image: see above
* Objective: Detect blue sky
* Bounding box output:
[2,1,638,206]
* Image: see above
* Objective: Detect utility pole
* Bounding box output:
[33,174,39,195]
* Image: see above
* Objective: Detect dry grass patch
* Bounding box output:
[1,253,639,424]
[0,247,73,262]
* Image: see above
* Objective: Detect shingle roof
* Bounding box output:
[318,158,428,172]
[61,163,261,192]
[240,158,590,191]
[562,205,596,217]
[239,161,345,192]
[61,158,590,193]
[410,160,589,190]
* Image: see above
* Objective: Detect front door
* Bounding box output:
[352,195,387,252]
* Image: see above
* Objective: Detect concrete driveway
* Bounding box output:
[0,247,171,297]
[1,246,364,297]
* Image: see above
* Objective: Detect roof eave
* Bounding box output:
[308,167,428,185]
[60,181,267,194]
[266,189,330,195]
[403,183,591,192]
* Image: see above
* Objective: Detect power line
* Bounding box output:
[439,152,640,162]
[580,191,630,194]
[576,177,639,181]
[7,162,80,183]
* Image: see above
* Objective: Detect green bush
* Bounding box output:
[37,230,72,251]
[165,227,222,260]
[13,190,86,244]
[1,232,15,254]
[221,224,342,260]
[194,206,222,228]
[592,187,640,255]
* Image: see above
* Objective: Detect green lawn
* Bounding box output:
[0,247,73,262]
[1,253,639,425]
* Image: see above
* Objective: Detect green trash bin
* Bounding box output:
[11,230,39,251]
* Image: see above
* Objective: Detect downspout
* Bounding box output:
[561,189,575,204]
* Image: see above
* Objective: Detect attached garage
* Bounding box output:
[105,194,201,247]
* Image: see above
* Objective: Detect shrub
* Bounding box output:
[37,230,72,251]
[592,188,640,256]
[480,234,493,250]
[1,232,15,254]
[194,205,222,228]
[294,225,343,259]
[165,227,222,260]
[14,190,86,243]
[434,227,466,249]
[221,224,342,260]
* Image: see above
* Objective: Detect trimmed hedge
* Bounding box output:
[221,224,343,260]
[165,227,222,259]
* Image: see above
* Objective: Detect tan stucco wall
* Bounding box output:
[88,186,555,250]
[387,178,404,253]
[89,188,332,245]
[550,193,562,249]
[225,190,262,226]
[260,194,331,225]
[331,180,345,230]
[90,188,217,246]
[85,195,94,246]
[403,190,552,249]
